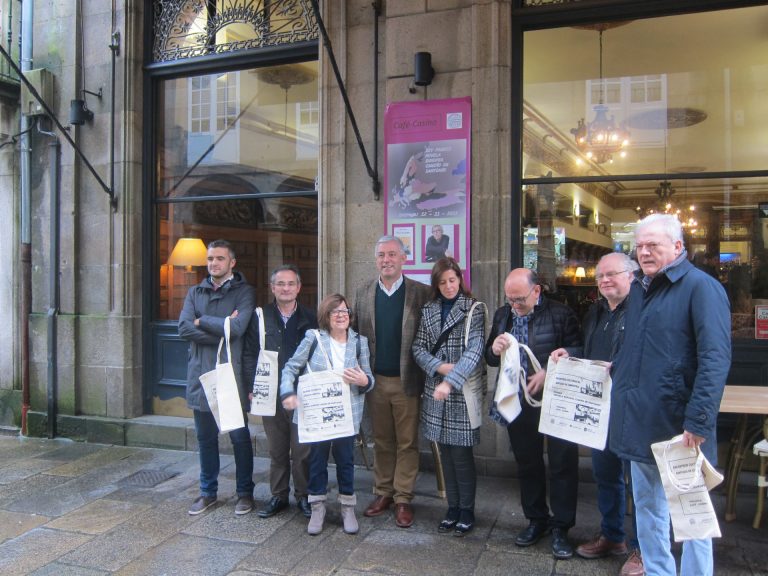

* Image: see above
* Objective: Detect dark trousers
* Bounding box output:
[506,401,578,530]
[439,443,476,522]
[592,446,638,547]
[307,435,355,496]
[263,403,310,500]
[193,409,254,498]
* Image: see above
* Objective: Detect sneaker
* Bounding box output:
[234,496,254,515]
[188,495,217,515]
[620,550,645,576]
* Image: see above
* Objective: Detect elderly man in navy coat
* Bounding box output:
[610,214,731,576]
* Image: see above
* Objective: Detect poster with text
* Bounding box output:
[385,98,471,287]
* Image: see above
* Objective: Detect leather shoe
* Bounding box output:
[551,528,574,560]
[363,495,393,517]
[257,496,289,518]
[297,496,312,518]
[394,503,414,528]
[620,550,645,576]
[576,534,628,559]
[515,521,550,547]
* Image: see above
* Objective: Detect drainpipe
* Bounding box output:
[39,125,60,439]
[20,0,33,435]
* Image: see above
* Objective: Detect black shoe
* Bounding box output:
[297,496,312,518]
[551,528,574,560]
[515,521,550,547]
[257,496,289,518]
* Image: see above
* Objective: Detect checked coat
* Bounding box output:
[412,294,486,447]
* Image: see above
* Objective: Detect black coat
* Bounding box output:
[485,296,582,369]
[242,301,318,390]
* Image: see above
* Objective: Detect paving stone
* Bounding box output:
[32,441,106,461]
[113,533,253,576]
[475,549,555,576]
[0,527,93,575]
[0,470,72,510]
[0,458,61,483]
[343,528,484,575]
[0,509,50,544]
[28,563,109,576]
[45,498,151,535]
[182,497,294,544]
[46,446,139,477]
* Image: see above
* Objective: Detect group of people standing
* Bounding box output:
[179,212,730,576]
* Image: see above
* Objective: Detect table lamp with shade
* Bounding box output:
[575,266,586,282]
[167,238,208,271]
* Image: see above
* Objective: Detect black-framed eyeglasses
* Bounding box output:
[330,308,352,317]
[507,286,535,306]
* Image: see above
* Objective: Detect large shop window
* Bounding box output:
[156,63,319,319]
[521,6,768,381]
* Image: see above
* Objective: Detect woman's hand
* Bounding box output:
[433,381,452,401]
[436,363,455,376]
[282,395,298,410]
[343,366,368,387]
[550,348,568,363]
[526,370,546,396]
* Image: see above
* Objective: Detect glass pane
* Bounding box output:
[523,6,768,175]
[158,197,318,321]
[157,62,319,199]
[520,175,768,341]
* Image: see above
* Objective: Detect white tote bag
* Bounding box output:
[199,317,246,433]
[492,335,541,424]
[249,307,279,417]
[462,302,487,429]
[296,332,355,443]
[650,434,724,541]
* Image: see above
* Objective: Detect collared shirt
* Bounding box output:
[378,274,404,297]
[640,249,688,291]
[209,274,233,291]
[278,301,298,326]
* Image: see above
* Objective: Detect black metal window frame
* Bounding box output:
[142,4,319,412]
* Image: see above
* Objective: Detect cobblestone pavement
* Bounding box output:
[0,436,765,576]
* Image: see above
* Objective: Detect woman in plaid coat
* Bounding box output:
[412,258,486,536]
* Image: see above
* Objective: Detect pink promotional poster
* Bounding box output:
[384,97,472,286]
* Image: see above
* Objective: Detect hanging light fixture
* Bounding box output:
[636,181,698,231]
[571,30,630,164]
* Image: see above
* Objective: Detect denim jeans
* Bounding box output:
[193,409,254,498]
[592,447,638,547]
[439,443,476,522]
[307,435,355,496]
[631,461,713,576]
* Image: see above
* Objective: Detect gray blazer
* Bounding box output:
[353,276,431,397]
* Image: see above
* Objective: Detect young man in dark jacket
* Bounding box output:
[485,268,581,559]
[179,240,255,516]
[243,264,318,519]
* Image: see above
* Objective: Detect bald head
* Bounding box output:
[504,268,541,316]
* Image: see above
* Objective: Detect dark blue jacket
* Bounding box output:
[609,259,731,465]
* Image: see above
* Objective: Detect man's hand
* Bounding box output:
[682,430,706,449]
[230,309,239,319]
[194,318,200,327]
[282,395,298,410]
[433,381,452,401]
[526,370,546,396]
[550,348,569,363]
[491,333,513,356]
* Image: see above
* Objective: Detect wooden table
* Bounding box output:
[719,385,768,523]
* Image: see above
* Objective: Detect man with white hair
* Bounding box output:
[610,214,730,576]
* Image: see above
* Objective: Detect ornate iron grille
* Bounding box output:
[153,0,319,62]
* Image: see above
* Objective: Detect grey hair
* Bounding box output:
[270,264,301,285]
[636,214,684,247]
[599,252,639,273]
[374,235,406,256]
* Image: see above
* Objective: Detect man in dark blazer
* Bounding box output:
[353,235,430,528]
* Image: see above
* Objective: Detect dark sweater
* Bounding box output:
[374,282,406,376]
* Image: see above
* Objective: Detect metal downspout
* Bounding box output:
[20,0,33,435]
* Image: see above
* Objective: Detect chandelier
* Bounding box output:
[636,180,698,231]
[571,31,630,164]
